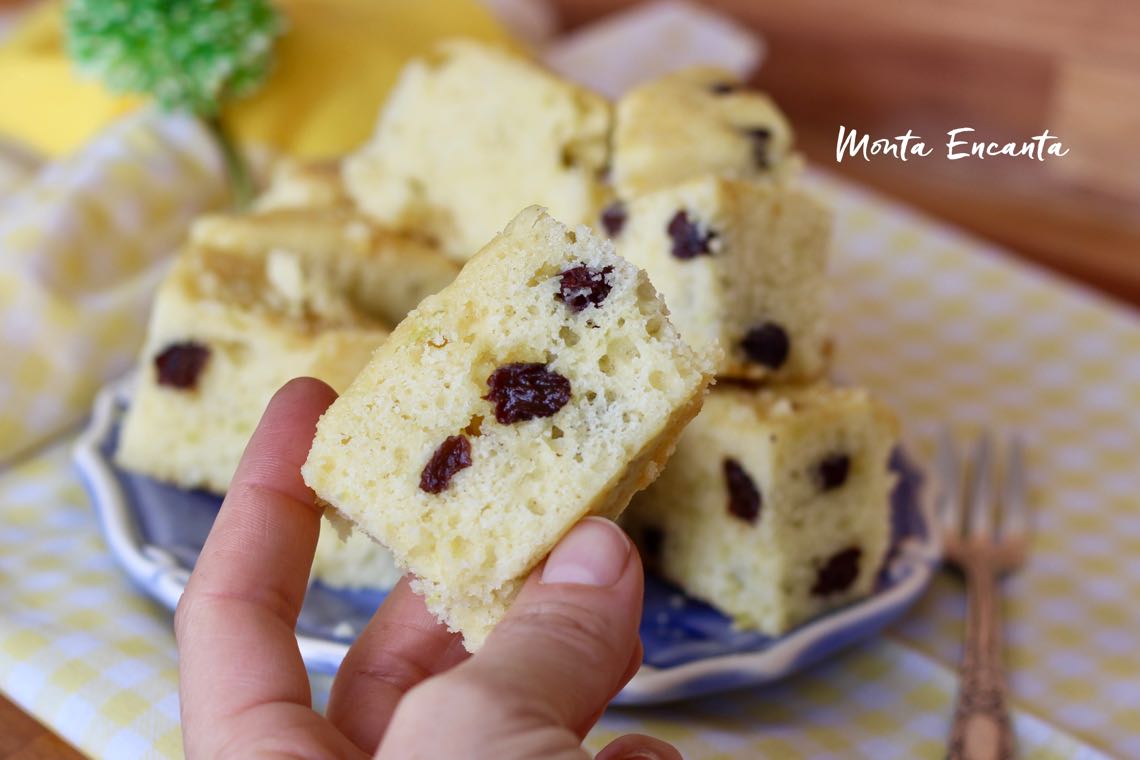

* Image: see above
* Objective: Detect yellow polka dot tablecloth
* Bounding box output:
[2,154,1137,758]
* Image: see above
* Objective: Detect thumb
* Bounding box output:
[470,516,644,730]
[377,517,646,759]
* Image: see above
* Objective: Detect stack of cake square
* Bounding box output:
[607,68,900,635]
[115,162,462,587]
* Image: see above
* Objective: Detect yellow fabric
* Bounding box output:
[0,0,514,158]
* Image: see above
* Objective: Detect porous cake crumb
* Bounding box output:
[312,517,403,591]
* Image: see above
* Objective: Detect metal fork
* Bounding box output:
[936,430,1029,760]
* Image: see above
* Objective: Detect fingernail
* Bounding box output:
[542,517,630,587]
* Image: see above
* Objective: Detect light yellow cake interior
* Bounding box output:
[191,207,459,327]
[612,66,800,199]
[116,252,388,494]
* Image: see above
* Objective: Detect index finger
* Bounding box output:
[175,377,336,756]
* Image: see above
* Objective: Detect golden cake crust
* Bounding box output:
[116,254,388,494]
[612,67,801,199]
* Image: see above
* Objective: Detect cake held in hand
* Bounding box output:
[303,206,713,649]
[344,41,612,262]
[611,67,799,200]
[611,175,831,382]
[116,251,388,494]
[190,206,459,327]
[622,384,899,635]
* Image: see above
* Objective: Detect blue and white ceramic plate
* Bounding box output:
[75,376,940,704]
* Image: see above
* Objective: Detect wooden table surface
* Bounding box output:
[0,693,84,759]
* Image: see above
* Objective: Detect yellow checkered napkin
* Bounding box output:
[0,110,228,465]
[2,170,1135,758]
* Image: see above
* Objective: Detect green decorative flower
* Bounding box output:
[66,0,284,116]
[66,0,285,206]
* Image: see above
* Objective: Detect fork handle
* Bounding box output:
[948,557,1015,760]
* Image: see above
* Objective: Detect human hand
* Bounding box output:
[176,377,681,760]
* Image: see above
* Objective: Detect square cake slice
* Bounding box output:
[344,41,612,262]
[302,206,713,649]
[190,207,459,327]
[115,252,388,494]
[622,384,899,635]
[611,175,832,382]
[611,67,800,200]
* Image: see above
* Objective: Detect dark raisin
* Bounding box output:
[556,264,614,312]
[709,81,741,95]
[600,202,626,237]
[666,210,716,260]
[154,342,210,390]
[723,458,762,524]
[811,547,862,596]
[746,127,772,169]
[816,453,851,491]
[483,363,571,424]
[641,525,665,561]
[740,322,790,369]
[419,435,472,494]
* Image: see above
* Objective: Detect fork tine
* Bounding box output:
[967,431,995,539]
[935,425,962,535]
[1002,433,1029,540]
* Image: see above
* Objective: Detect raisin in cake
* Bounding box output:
[609,175,831,382]
[191,206,459,327]
[116,251,388,494]
[344,41,612,262]
[622,384,899,635]
[611,67,800,200]
[303,206,713,649]
[312,516,403,591]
